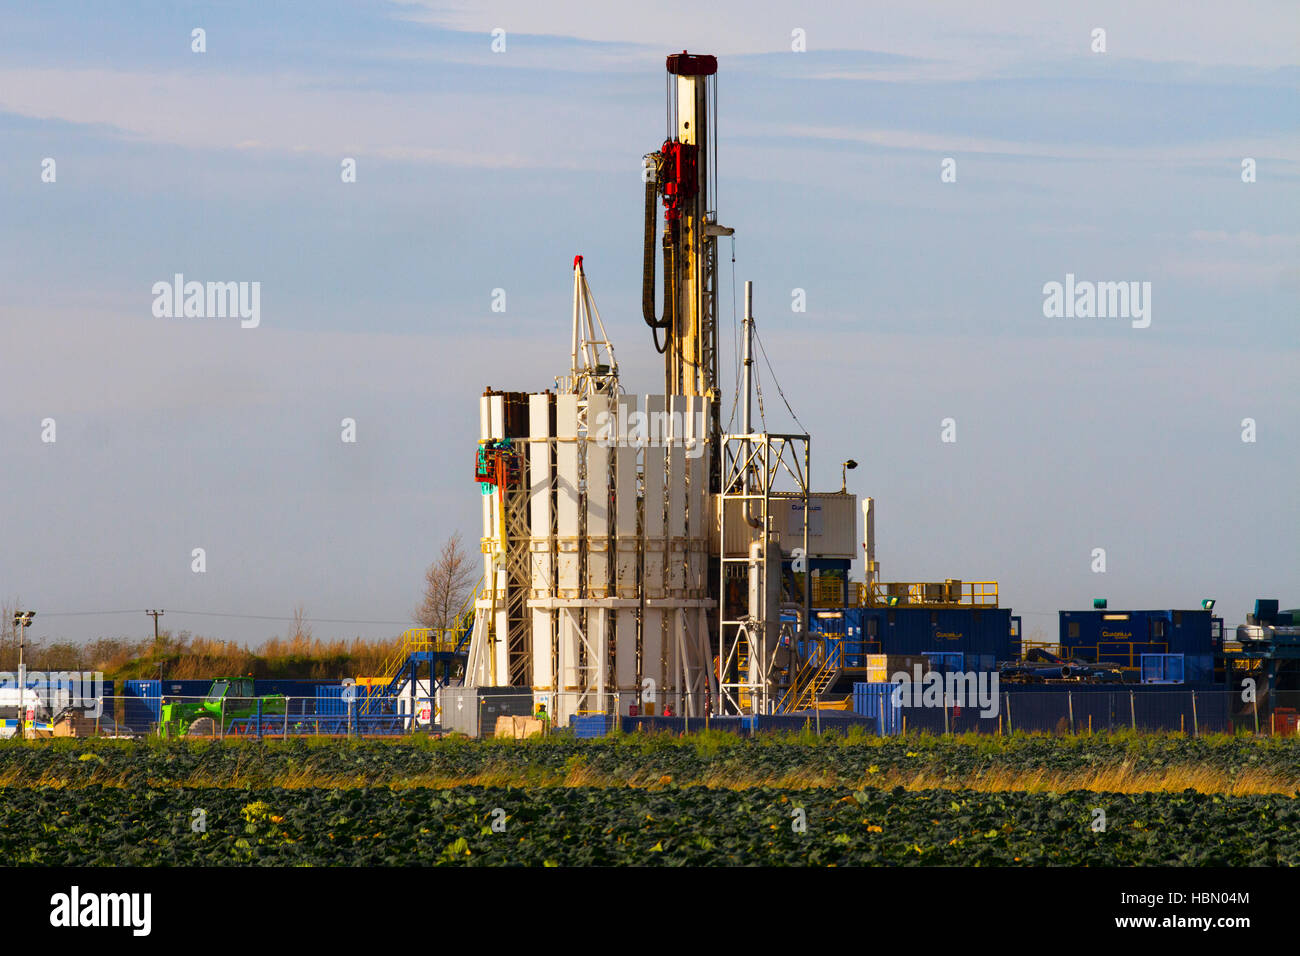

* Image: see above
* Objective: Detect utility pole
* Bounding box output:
[146,610,165,683]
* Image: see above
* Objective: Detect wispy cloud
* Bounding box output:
[0,67,595,169]
[397,0,1300,69]
[747,122,1299,164]
[1188,229,1300,249]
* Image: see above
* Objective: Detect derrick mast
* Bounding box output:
[643,51,731,478]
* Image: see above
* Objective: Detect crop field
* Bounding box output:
[1,732,1297,866]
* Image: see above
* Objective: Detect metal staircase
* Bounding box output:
[777,638,839,713]
[361,582,479,715]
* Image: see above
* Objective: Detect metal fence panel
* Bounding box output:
[17,686,1288,740]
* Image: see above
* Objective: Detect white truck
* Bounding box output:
[0,686,49,738]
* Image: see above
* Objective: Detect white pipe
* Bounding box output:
[569,259,581,390]
[742,282,761,529]
[742,281,753,436]
[862,497,877,585]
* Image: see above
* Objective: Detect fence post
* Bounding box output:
[1067,691,1074,735]
[1130,690,1136,731]
[1253,702,1259,736]
[1191,691,1198,738]
[1005,692,1011,735]
[256,698,263,740]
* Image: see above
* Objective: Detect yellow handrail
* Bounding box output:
[1021,640,1170,668]
[362,576,483,714]
[778,638,839,713]
[857,580,999,608]
[792,656,838,712]
[1019,640,1065,658]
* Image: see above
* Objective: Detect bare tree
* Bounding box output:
[289,604,313,644]
[415,533,476,630]
[1,597,22,670]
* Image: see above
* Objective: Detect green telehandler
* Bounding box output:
[158,678,287,738]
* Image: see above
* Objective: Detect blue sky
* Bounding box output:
[1,1,1296,646]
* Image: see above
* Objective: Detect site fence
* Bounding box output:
[43,691,883,739]
[61,694,438,738]
[8,689,1296,740]
[439,691,880,738]
[873,689,1297,737]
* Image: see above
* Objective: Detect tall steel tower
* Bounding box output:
[643,51,732,478]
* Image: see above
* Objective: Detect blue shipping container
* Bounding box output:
[852,682,902,735]
[315,686,356,716]
[123,679,162,729]
[572,715,616,738]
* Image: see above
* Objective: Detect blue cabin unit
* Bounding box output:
[806,605,1019,685]
[1058,608,1219,684]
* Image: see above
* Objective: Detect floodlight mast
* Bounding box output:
[13,611,34,739]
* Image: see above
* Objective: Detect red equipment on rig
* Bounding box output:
[475,438,520,493]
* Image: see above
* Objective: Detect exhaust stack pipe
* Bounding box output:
[861,497,878,585]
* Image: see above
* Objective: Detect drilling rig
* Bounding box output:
[461,52,838,726]
[641,51,731,466]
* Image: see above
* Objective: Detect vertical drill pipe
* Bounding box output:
[742,281,753,437]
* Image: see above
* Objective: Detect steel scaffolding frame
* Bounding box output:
[716,431,810,715]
